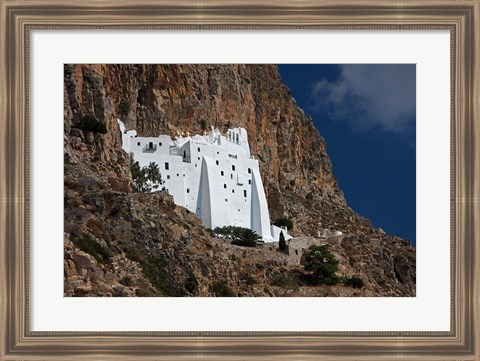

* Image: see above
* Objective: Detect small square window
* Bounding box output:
[232,190,235,193]
[177,174,179,177]
[167,175,170,180]
[159,142,162,146]
[225,199,228,202]
[198,157,200,160]
[137,142,141,146]
[217,151,219,154]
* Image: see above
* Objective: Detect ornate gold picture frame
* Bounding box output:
[1,1,479,359]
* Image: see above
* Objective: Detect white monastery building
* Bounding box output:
[118,120,291,243]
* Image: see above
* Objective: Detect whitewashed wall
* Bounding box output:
[117,120,287,242]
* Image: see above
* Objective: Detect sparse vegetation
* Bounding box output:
[119,99,130,117]
[74,235,111,264]
[76,115,107,134]
[64,152,72,165]
[274,217,293,231]
[110,206,121,216]
[271,274,298,289]
[184,272,198,294]
[120,275,134,287]
[140,255,187,296]
[303,244,339,285]
[64,64,73,78]
[135,288,152,297]
[212,226,264,247]
[211,280,235,297]
[199,118,207,131]
[130,153,164,192]
[344,276,365,289]
[242,273,257,285]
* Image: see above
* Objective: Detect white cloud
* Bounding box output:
[312,64,416,133]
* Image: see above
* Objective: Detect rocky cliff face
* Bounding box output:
[64,64,415,297]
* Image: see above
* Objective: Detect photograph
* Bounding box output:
[63,64,416,297]
[2,0,479,358]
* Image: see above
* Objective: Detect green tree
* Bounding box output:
[274,217,293,230]
[303,244,339,285]
[130,153,164,192]
[232,228,263,247]
[278,231,287,252]
[212,226,263,247]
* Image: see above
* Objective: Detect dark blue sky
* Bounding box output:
[277,65,416,245]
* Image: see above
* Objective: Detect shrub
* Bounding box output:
[64,64,73,78]
[74,235,111,264]
[303,244,339,285]
[274,218,293,231]
[278,231,287,252]
[242,273,257,285]
[130,153,164,192]
[135,288,152,297]
[119,99,130,117]
[120,275,134,287]
[271,274,299,289]
[119,237,188,296]
[64,152,72,165]
[110,206,121,216]
[232,228,263,247]
[76,115,107,134]
[212,226,263,247]
[199,118,207,131]
[184,272,198,294]
[140,255,187,297]
[344,276,365,289]
[211,280,235,297]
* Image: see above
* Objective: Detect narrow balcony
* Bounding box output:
[142,143,157,153]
